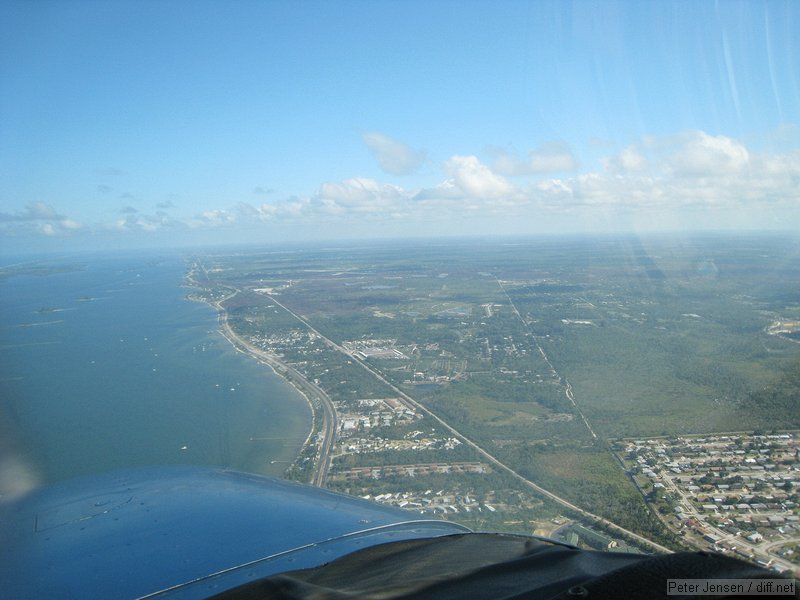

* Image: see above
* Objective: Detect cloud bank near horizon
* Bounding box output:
[2,129,798,247]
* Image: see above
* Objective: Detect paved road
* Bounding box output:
[657,470,799,573]
[212,290,337,488]
[195,265,668,552]
[264,291,671,554]
[198,265,797,565]
[496,279,597,440]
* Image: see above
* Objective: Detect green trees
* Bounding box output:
[742,360,800,427]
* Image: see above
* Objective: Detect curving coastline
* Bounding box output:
[183,271,671,553]
[189,283,334,487]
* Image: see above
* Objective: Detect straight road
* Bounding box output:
[263,291,671,554]
[496,279,597,440]
[195,264,668,552]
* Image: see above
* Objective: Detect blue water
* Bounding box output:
[0,252,311,486]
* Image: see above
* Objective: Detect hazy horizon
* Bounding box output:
[1,1,798,255]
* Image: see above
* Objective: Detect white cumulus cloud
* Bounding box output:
[12,128,790,243]
[0,202,84,236]
[602,146,649,173]
[361,132,425,176]
[664,131,750,177]
[317,177,407,210]
[528,131,798,220]
[0,202,64,222]
[491,142,578,175]
[443,155,516,199]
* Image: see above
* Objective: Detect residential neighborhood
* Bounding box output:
[617,433,800,573]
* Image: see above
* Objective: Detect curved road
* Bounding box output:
[192,263,669,553]
[194,265,799,563]
[211,290,337,488]
[263,290,671,554]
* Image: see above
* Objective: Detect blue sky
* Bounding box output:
[1,0,798,253]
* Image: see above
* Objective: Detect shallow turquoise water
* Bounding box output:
[0,251,311,486]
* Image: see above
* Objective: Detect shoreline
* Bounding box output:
[182,271,673,553]
[213,295,319,465]
[185,276,329,485]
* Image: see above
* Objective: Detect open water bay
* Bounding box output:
[0,251,311,491]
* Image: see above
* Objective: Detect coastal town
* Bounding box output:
[190,283,663,552]
[185,237,800,573]
[616,433,800,573]
[205,295,800,567]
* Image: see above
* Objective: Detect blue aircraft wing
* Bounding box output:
[0,466,469,599]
